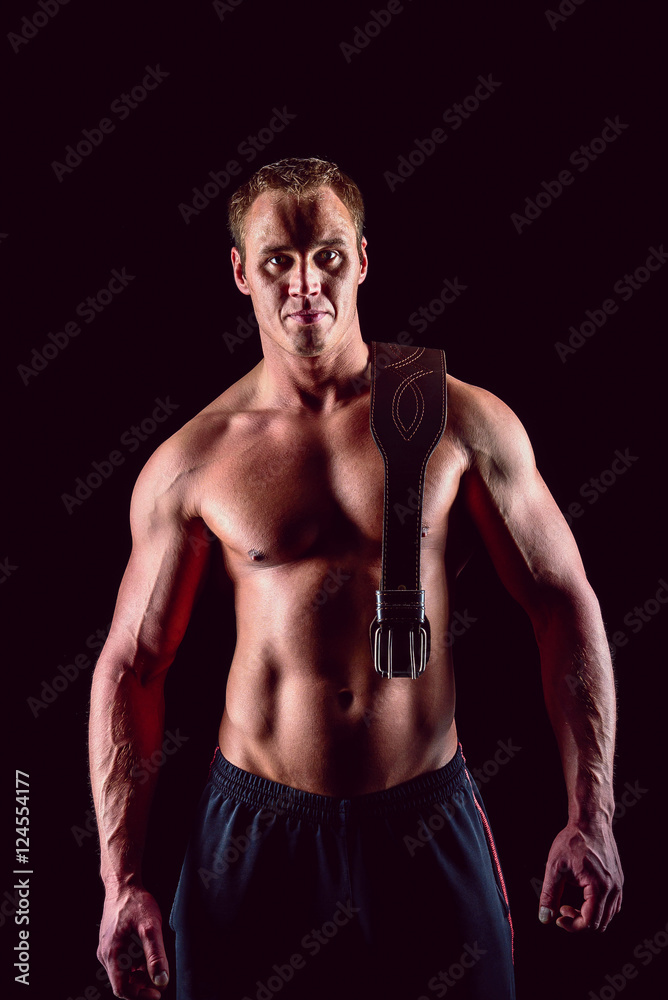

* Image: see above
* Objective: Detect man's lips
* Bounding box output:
[288,310,328,324]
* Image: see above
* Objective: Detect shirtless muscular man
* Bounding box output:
[89,157,623,1000]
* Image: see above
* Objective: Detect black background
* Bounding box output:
[2,1,666,998]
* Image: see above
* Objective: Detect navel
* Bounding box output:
[337,690,354,710]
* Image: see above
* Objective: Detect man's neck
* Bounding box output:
[256,328,371,413]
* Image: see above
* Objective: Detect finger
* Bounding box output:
[137,923,169,991]
[538,868,566,924]
[555,904,584,933]
[106,962,129,1000]
[600,888,623,932]
[123,974,162,1000]
[556,901,606,934]
[581,874,613,932]
[107,963,162,1000]
[105,953,150,1000]
[124,963,163,1000]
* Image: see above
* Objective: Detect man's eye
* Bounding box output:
[317,250,339,262]
[268,255,288,266]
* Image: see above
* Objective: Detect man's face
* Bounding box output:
[231,186,368,357]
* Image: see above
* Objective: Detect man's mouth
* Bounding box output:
[288,310,328,325]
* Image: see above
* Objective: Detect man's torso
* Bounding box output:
[174,361,479,795]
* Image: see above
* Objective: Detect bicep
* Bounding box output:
[105,463,213,676]
[461,402,591,626]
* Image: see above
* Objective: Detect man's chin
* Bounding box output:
[292,335,328,357]
[283,321,332,357]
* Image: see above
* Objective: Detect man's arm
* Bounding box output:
[454,380,623,933]
[89,439,212,998]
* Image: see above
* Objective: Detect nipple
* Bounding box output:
[248,549,266,562]
[421,524,429,538]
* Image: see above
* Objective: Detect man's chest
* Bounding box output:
[195,404,465,568]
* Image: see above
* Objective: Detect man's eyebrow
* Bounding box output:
[257,234,350,257]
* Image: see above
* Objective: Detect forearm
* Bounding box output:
[535,588,617,826]
[88,648,168,891]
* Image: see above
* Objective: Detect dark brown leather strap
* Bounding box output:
[368,342,447,678]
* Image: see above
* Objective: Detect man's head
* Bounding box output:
[227,157,365,273]
[228,158,368,358]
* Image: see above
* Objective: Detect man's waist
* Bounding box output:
[208,739,464,817]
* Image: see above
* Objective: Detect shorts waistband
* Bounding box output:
[207,744,466,822]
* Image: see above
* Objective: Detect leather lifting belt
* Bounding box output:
[368,342,447,678]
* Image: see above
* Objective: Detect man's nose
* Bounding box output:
[289,258,321,297]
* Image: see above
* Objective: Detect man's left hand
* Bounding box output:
[538,821,623,932]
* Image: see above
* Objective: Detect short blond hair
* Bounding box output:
[227,157,365,268]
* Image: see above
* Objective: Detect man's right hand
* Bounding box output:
[97,886,169,1000]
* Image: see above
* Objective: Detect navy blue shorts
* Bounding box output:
[169,744,515,999]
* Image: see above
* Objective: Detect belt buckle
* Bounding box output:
[369,590,431,679]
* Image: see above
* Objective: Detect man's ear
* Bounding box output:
[358,236,369,285]
[231,247,251,295]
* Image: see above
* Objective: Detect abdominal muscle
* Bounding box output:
[217,554,460,796]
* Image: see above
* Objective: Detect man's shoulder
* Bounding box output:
[445,373,532,465]
[131,368,262,511]
[446,372,515,423]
